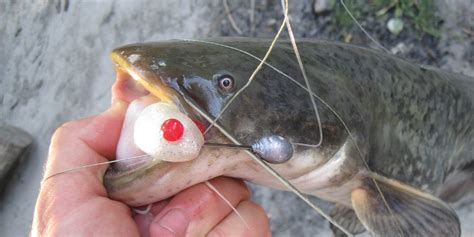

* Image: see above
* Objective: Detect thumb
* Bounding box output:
[45,100,128,179]
[74,100,128,158]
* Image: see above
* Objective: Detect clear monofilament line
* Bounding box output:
[176,40,325,148]
[202,0,290,135]
[338,1,404,235]
[184,37,399,236]
[280,0,323,148]
[205,181,250,230]
[44,154,152,180]
[183,1,394,234]
[340,0,390,53]
[180,89,353,236]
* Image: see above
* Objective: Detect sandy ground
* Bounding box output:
[1,0,473,236]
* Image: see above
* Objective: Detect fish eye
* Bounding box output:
[217,74,234,92]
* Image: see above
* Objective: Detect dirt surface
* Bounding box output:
[1,0,472,236]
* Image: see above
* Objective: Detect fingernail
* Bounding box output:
[154,209,189,236]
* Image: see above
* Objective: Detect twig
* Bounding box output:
[223,0,243,35]
[340,0,390,53]
[250,0,256,35]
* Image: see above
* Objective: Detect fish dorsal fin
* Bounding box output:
[330,204,366,237]
[351,174,460,237]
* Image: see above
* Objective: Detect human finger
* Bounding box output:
[148,177,250,237]
[33,101,137,236]
[207,200,271,237]
[44,100,127,180]
[134,200,170,237]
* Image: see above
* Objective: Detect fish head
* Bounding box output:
[107,39,353,206]
[110,40,256,118]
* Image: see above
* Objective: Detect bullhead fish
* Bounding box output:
[104,38,474,236]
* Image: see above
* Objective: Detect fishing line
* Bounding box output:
[205,181,251,230]
[46,1,398,235]
[280,0,324,148]
[339,0,404,235]
[177,40,363,151]
[44,154,152,180]
[184,0,352,235]
[179,37,364,233]
[340,0,390,53]
[223,0,243,35]
[201,0,289,136]
[184,15,399,236]
[177,39,327,148]
[279,1,401,233]
[178,89,353,236]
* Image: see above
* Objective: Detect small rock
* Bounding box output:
[266,18,278,26]
[314,0,335,15]
[344,32,353,43]
[387,17,404,35]
[0,124,33,193]
[390,42,413,55]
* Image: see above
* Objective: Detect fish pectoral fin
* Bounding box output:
[438,162,474,202]
[329,204,366,237]
[351,174,460,237]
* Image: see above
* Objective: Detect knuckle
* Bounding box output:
[242,201,271,236]
[245,201,266,215]
[219,177,251,198]
[201,184,222,203]
[228,177,250,195]
[50,120,81,143]
[50,125,67,145]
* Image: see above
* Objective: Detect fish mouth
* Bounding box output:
[109,46,207,122]
[107,50,179,167]
[105,48,207,196]
[110,48,182,109]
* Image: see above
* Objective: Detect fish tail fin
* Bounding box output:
[351,173,460,237]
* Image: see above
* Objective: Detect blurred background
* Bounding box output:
[1,0,473,236]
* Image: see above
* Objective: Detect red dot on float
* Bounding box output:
[161,118,184,142]
[193,119,206,134]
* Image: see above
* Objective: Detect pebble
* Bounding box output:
[387,17,404,35]
[314,0,335,15]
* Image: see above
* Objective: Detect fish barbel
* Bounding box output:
[104,38,473,236]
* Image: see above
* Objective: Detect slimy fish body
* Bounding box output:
[105,38,473,236]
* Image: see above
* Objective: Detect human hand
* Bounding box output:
[32,97,270,236]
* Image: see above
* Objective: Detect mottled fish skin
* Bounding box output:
[203,39,474,194]
[258,40,474,193]
[106,38,473,235]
